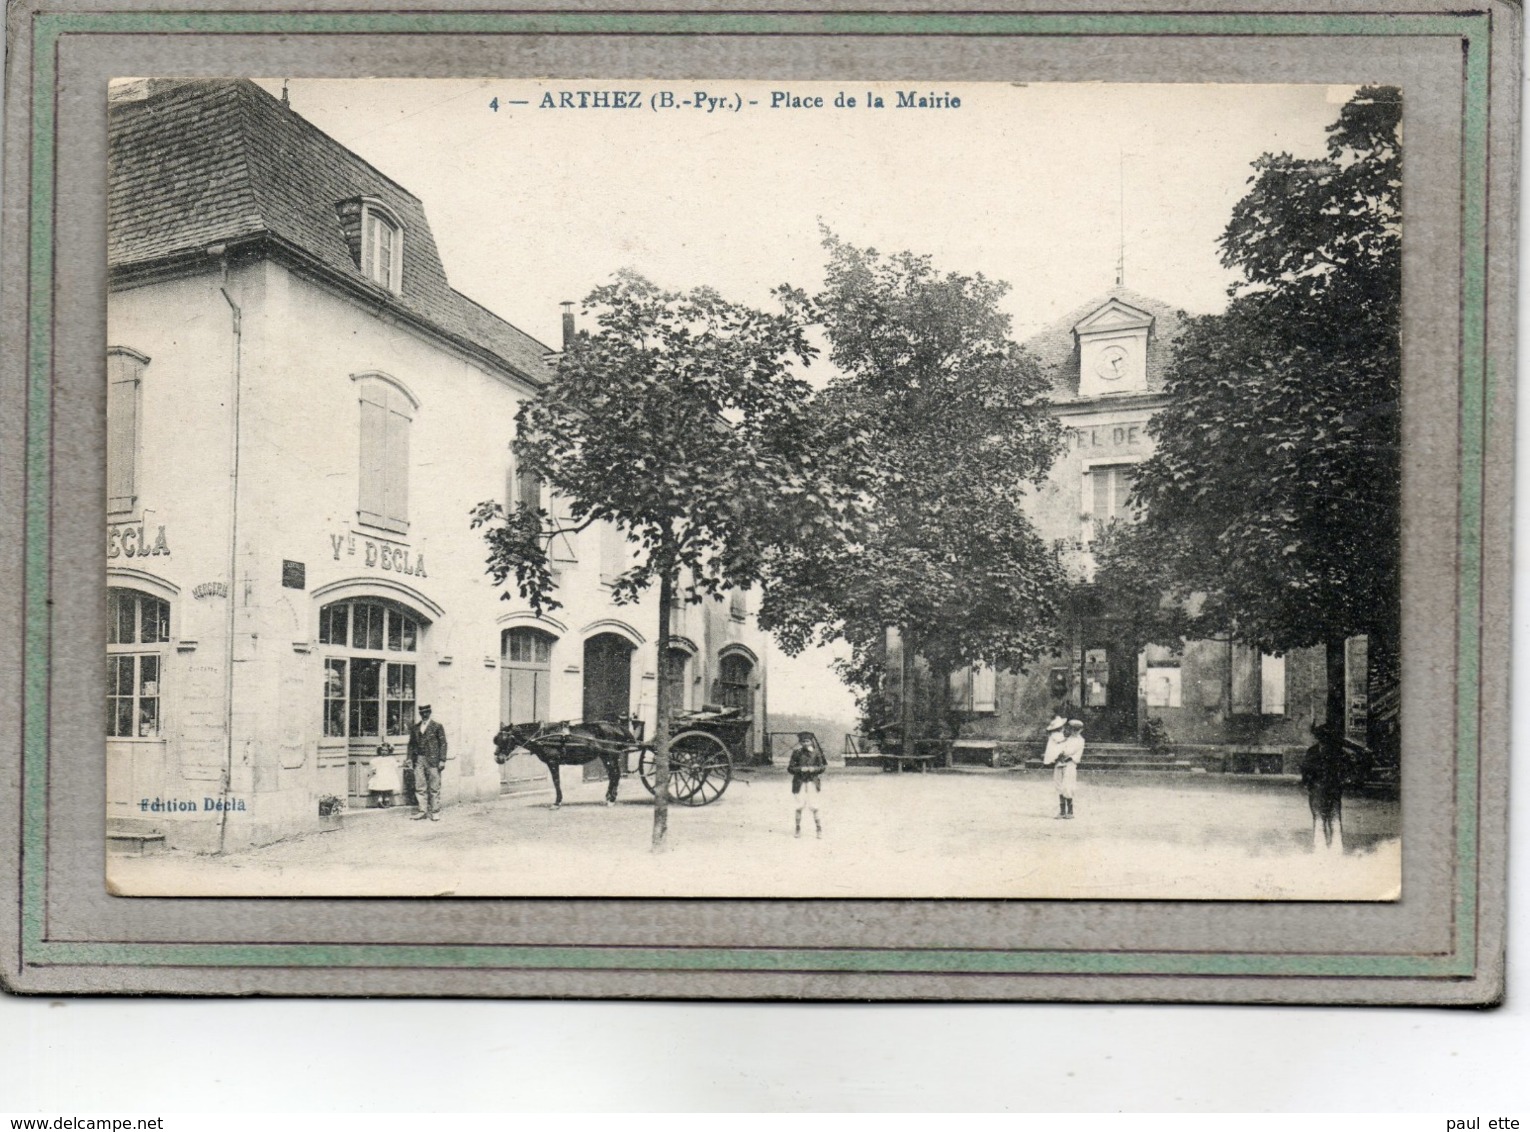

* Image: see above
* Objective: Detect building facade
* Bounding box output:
[106,80,767,851]
[896,288,1367,770]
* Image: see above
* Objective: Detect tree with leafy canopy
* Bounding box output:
[472,271,849,849]
[1094,85,1401,740]
[758,232,1069,755]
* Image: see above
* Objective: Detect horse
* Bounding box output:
[492,719,633,808]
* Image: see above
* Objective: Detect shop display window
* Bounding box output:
[106,588,169,738]
[319,599,422,741]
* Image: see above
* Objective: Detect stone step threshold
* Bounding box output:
[106,830,167,855]
[1021,760,1200,772]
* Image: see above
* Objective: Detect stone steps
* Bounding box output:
[1023,744,1198,773]
[106,818,167,855]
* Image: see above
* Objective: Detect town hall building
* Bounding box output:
[897,287,1369,772]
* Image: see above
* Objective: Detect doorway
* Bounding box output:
[583,633,634,722]
[1079,626,1139,744]
[582,633,635,782]
[500,627,555,791]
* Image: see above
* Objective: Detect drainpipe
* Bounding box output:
[209,245,243,853]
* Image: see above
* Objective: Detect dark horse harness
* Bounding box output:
[493,718,639,808]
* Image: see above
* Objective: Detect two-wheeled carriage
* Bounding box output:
[493,707,745,808]
[635,706,749,807]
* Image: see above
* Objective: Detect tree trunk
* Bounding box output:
[651,566,674,850]
[1325,634,1347,735]
[900,624,915,760]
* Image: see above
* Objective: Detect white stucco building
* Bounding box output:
[107,79,767,851]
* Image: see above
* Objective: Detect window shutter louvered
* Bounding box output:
[384,393,410,529]
[107,351,142,514]
[972,664,997,713]
[949,667,972,711]
[357,380,411,533]
[358,391,388,527]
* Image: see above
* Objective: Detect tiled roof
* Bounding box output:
[108,80,552,384]
[1021,285,1194,404]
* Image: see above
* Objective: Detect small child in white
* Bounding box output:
[368,742,402,809]
[788,731,827,838]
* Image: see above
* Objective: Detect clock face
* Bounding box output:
[1094,345,1130,382]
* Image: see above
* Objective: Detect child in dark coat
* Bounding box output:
[788,731,827,838]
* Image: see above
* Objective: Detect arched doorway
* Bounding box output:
[583,632,636,783]
[716,650,758,758]
[500,626,557,792]
[716,652,754,714]
[583,633,634,723]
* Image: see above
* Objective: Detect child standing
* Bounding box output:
[368,742,402,809]
[1056,719,1086,819]
[787,731,827,838]
[1040,715,1068,817]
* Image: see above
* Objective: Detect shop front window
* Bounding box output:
[106,588,169,738]
[319,599,422,740]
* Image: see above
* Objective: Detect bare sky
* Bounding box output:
[253,78,1354,729]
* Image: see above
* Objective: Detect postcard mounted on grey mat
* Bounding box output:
[0,0,1514,1002]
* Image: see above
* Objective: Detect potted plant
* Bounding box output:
[317,794,346,828]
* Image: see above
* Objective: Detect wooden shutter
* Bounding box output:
[599,523,623,585]
[358,386,387,526]
[383,390,410,529]
[107,350,143,514]
[949,667,972,712]
[972,663,997,713]
[1230,643,1260,713]
[358,381,411,532]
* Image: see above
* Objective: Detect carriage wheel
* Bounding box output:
[637,744,696,801]
[669,730,733,806]
[636,731,733,805]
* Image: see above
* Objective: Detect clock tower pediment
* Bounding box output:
[1074,297,1153,397]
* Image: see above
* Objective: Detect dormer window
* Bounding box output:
[338,197,404,294]
[361,204,403,293]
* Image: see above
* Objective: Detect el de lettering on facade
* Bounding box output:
[106,80,767,852]
[898,292,1374,770]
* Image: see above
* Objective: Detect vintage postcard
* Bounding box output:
[103,77,1403,900]
[2,1,1511,1002]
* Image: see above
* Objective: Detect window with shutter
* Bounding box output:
[107,348,148,515]
[355,375,416,534]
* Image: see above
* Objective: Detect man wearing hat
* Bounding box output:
[407,704,449,821]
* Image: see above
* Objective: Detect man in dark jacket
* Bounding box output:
[408,704,449,821]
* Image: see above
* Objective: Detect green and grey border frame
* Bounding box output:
[0,1,1515,1001]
